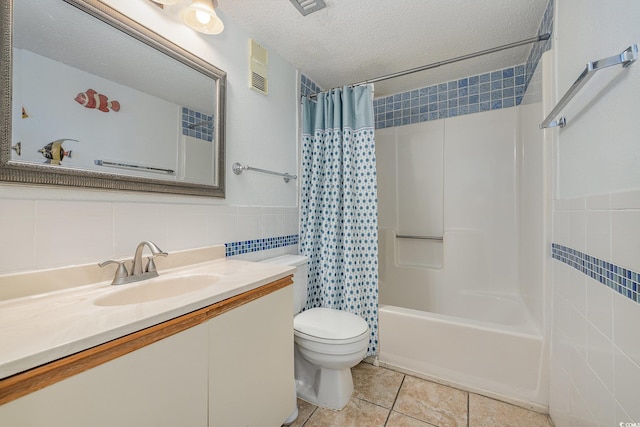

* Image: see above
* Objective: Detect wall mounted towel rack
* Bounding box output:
[540,44,638,129]
[232,162,297,183]
[94,160,175,175]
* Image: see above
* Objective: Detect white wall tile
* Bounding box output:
[237,207,262,241]
[0,199,35,272]
[571,351,615,426]
[283,211,299,236]
[611,210,640,271]
[612,293,640,367]
[614,348,640,420]
[568,210,586,253]
[262,210,283,239]
[585,320,614,393]
[205,205,236,246]
[584,194,610,210]
[113,202,168,258]
[166,204,209,251]
[610,189,640,210]
[585,279,613,340]
[35,200,113,267]
[584,210,610,261]
[553,210,570,247]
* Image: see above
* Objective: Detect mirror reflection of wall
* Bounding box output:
[10,0,219,187]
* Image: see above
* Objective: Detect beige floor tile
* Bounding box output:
[386,411,437,427]
[469,394,553,427]
[288,399,317,427]
[393,376,468,427]
[352,362,405,408]
[303,397,389,427]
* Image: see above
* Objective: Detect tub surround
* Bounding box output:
[0,245,294,379]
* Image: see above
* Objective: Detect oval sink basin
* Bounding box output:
[94,274,219,306]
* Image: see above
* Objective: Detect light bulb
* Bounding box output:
[195,10,211,24]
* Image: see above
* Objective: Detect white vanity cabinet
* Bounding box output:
[0,324,210,427]
[0,277,295,427]
[208,285,295,427]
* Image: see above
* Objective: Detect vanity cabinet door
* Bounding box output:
[208,286,295,427]
[0,323,209,427]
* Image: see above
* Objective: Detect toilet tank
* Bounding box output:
[262,255,308,315]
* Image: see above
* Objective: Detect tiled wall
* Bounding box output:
[524,0,553,93]
[552,244,639,304]
[372,0,553,130]
[0,198,299,274]
[226,234,299,257]
[300,74,323,98]
[551,192,640,424]
[181,107,214,142]
[373,65,526,129]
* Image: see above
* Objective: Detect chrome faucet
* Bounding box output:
[99,240,168,285]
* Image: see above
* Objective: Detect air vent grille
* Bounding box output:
[251,72,267,94]
[289,0,326,16]
[249,39,268,95]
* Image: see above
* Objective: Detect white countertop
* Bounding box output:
[0,257,294,379]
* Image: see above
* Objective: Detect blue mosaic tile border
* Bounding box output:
[373,64,526,129]
[524,0,553,92]
[300,73,323,98]
[552,243,640,303]
[181,107,214,142]
[225,234,299,257]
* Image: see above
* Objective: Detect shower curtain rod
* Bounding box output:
[306,33,551,99]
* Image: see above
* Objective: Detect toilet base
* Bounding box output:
[294,346,355,410]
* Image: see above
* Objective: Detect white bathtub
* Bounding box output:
[378,293,546,409]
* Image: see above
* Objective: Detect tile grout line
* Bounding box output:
[383,374,406,426]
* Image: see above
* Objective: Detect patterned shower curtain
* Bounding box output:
[300,85,379,356]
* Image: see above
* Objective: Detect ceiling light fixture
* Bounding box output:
[149,0,224,35]
[181,0,224,35]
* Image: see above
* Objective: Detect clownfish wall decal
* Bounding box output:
[38,139,77,165]
[74,89,120,113]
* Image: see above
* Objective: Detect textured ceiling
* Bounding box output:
[218,0,549,96]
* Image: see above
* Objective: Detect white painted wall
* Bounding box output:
[0,2,299,275]
[549,0,640,425]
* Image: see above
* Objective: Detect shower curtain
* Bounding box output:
[300,85,379,356]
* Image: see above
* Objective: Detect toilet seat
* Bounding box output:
[294,308,369,344]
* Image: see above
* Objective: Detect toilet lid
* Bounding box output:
[294,308,369,341]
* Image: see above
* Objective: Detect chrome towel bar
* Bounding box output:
[396,234,443,241]
[540,44,638,129]
[232,162,297,183]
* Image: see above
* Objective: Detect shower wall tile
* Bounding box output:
[525,0,554,92]
[552,187,640,422]
[300,73,323,98]
[373,64,527,129]
[181,107,214,142]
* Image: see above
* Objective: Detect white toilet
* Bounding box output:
[263,255,370,411]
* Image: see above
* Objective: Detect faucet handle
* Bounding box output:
[146,257,158,274]
[98,260,129,285]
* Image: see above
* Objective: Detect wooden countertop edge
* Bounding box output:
[0,275,293,406]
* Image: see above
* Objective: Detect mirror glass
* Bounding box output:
[1,0,226,197]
